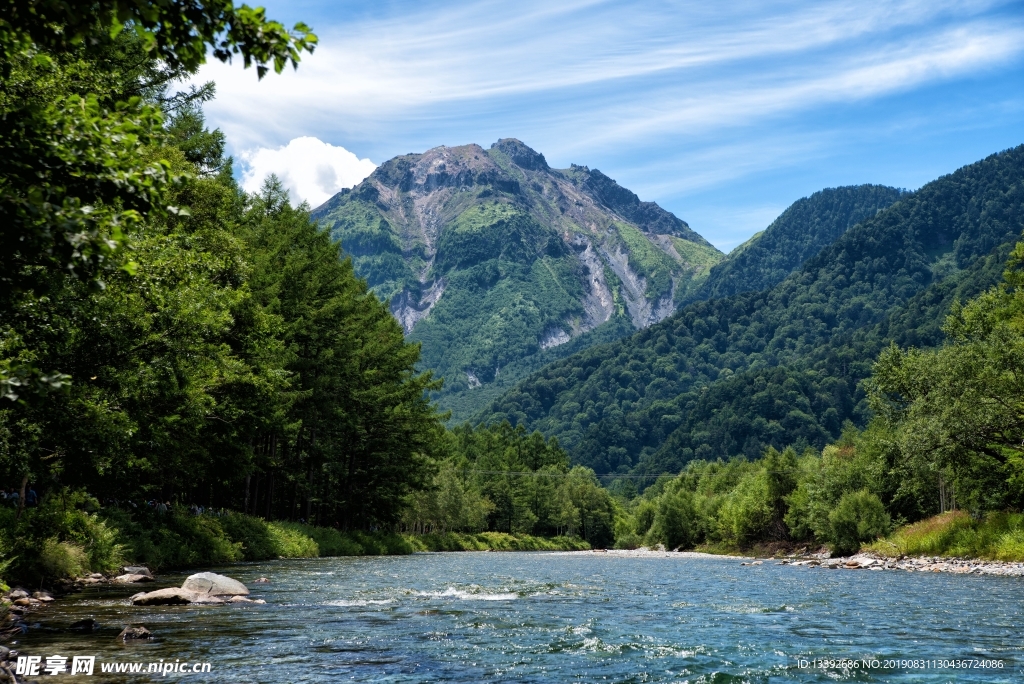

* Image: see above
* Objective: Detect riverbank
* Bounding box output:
[558,546,1024,577]
[779,552,1024,576]
[0,495,590,591]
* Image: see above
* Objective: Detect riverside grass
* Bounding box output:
[0,499,590,586]
[114,512,590,572]
[865,511,1024,561]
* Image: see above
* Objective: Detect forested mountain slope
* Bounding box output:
[313,139,723,419]
[680,185,905,305]
[480,146,1024,474]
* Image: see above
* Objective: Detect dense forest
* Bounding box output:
[480,148,1024,474]
[678,184,905,306]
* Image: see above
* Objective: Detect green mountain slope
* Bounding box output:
[680,185,905,305]
[312,139,723,419]
[479,145,1024,473]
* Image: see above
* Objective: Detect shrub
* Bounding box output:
[267,523,319,558]
[39,539,89,579]
[647,489,701,550]
[220,513,279,561]
[717,473,773,546]
[103,507,242,570]
[867,511,1024,561]
[828,489,890,555]
[0,490,125,581]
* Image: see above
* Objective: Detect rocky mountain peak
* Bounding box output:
[313,139,725,420]
[490,138,550,171]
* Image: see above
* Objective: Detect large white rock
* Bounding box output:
[130,588,224,606]
[181,572,249,596]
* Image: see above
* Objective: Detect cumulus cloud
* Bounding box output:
[239,137,376,209]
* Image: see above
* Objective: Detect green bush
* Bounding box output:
[219,513,280,561]
[717,472,774,546]
[0,490,125,582]
[39,539,89,579]
[267,523,319,558]
[405,532,588,552]
[828,489,890,555]
[103,507,242,570]
[647,489,701,550]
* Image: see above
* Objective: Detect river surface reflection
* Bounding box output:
[14,551,1024,682]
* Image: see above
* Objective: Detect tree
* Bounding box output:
[1,1,316,398]
[868,239,1024,511]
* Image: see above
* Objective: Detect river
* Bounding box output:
[12,550,1024,682]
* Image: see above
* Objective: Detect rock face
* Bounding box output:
[181,572,249,597]
[313,139,724,419]
[130,588,223,606]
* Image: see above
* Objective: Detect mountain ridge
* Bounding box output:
[479,145,1024,473]
[313,139,723,419]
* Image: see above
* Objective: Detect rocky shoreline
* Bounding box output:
[777,552,1024,576]
[0,568,263,682]
[566,548,1024,576]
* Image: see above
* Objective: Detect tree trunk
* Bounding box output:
[266,472,275,519]
[15,474,28,520]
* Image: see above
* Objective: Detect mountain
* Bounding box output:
[312,139,723,419]
[479,145,1024,474]
[680,185,906,306]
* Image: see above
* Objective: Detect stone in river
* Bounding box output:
[121,566,153,577]
[130,588,223,606]
[118,625,153,640]
[181,572,249,596]
[113,573,154,584]
[69,618,99,631]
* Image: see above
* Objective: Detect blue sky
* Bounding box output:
[197,0,1024,251]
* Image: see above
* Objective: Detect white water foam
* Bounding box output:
[417,587,518,601]
[325,599,395,607]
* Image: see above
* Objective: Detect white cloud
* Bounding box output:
[199,0,1023,152]
[191,0,1024,246]
[239,137,376,209]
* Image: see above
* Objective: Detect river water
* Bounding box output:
[12,551,1024,682]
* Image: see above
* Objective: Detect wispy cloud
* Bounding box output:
[196,0,1024,244]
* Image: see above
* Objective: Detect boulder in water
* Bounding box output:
[121,566,153,577]
[181,572,249,596]
[69,618,99,631]
[130,588,223,606]
[227,596,266,604]
[118,625,152,640]
[113,573,154,584]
